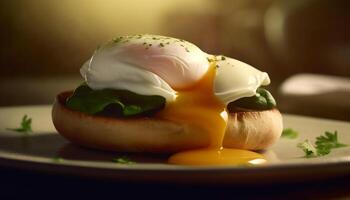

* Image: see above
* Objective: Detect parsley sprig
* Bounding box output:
[297,131,347,158]
[52,156,64,163]
[112,156,135,164]
[7,114,32,134]
[281,128,299,139]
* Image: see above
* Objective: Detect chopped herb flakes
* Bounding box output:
[109,34,195,52]
[112,37,123,43]
[207,55,228,63]
[207,57,215,63]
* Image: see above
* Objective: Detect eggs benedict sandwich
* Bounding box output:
[52,34,283,166]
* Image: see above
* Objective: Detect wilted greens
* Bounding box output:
[66,84,165,117]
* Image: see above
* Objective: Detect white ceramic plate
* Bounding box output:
[0,105,350,184]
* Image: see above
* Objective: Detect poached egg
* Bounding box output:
[81,34,210,102]
[80,34,270,166]
[214,55,270,105]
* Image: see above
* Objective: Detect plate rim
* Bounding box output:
[1,105,350,183]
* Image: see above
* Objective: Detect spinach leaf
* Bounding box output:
[227,88,276,112]
[66,84,165,117]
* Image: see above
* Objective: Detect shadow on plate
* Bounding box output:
[0,133,67,157]
[58,143,170,164]
[0,133,169,164]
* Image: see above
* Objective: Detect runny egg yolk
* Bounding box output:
[157,63,266,166]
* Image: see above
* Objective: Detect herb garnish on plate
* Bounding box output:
[281,128,299,139]
[297,131,347,158]
[6,114,32,134]
[112,156,135,164]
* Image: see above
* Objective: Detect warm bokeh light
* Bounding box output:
[1,0,349,120]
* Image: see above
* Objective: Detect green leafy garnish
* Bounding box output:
[227,88,276,112]
[66,84,165,117]
[52,156,64,163]
[316,131,347,149]
[112,156,135,164]
[297,140,317,158]
[281,128,299,139]
[297,131,347,158]
[7,114,32,134]
[66,84,123,115]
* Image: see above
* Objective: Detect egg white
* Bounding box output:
[80,34,271,105]
[213,56,270,105]
[81,34,212,102]
[80,56,176,101]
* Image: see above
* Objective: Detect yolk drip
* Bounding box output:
[168,148,265,166]
[157,64,266,166]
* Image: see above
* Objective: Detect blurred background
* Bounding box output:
[1,0,350,120]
